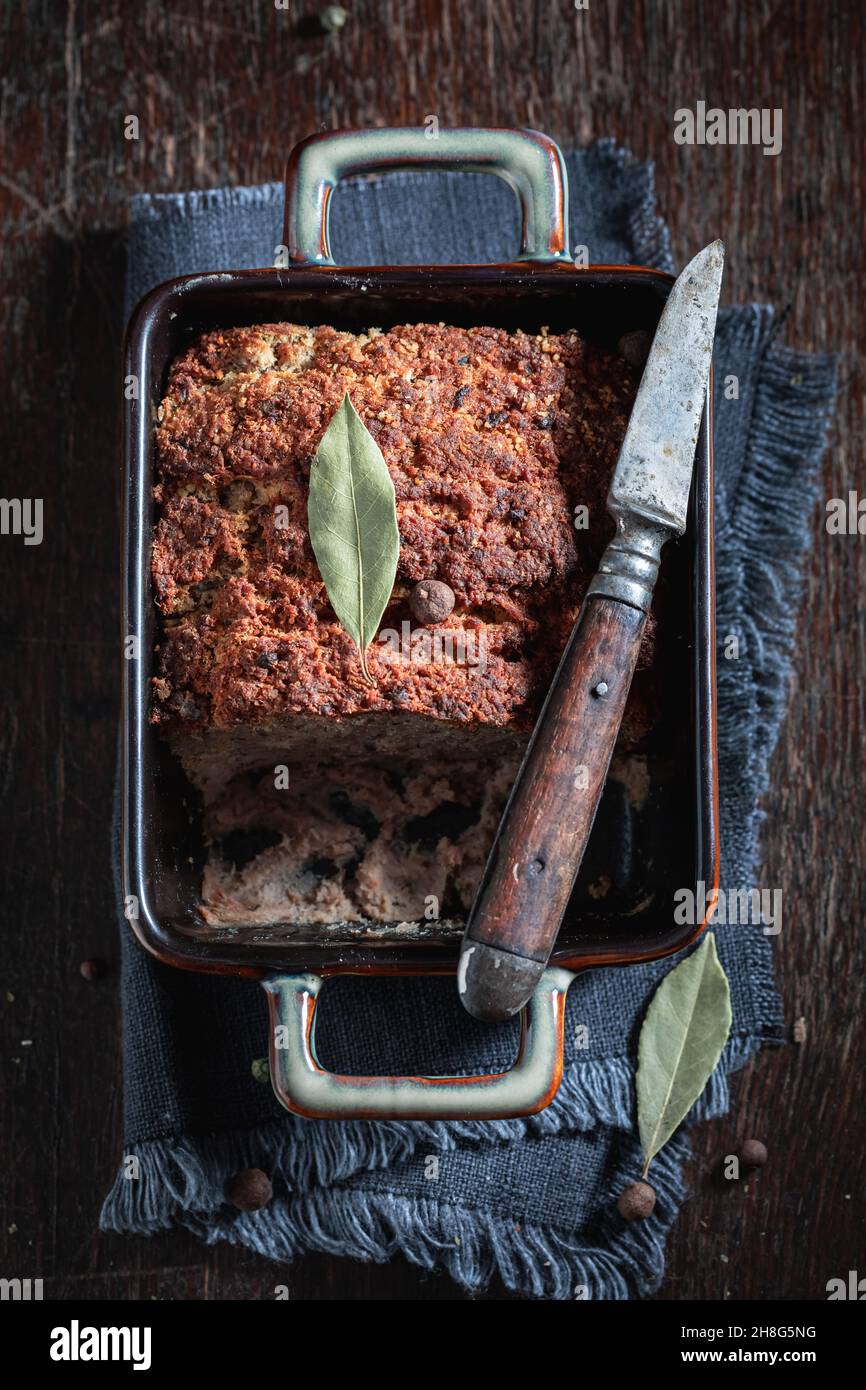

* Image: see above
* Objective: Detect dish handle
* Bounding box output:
[261,967,575,1120]
[283,126,571,268]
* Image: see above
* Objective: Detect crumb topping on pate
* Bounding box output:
[151,321,642,735]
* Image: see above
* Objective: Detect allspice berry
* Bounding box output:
[410,579,455,626]
[739,1138,768,1169]
[79,958,106,981]
[226,1167,273,1211]
[617,1181,656,1221]
[617,329,652,370]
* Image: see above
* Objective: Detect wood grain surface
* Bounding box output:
[1,0,863,1301]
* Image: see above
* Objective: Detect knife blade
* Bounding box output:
[457,242,725,1022]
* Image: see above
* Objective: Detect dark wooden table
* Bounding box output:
[1,0,863,1301]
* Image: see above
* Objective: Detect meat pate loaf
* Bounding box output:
[151,319,646,800]
[150,319,659,926]
[201,757,522,927]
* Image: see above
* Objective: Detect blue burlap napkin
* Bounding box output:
[101,142,836,1298]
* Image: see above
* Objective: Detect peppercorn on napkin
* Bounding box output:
[102,142,836,1299]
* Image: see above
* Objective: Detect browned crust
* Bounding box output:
[150,320,643,737]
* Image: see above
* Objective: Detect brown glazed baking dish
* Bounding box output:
[121,127,719,1122]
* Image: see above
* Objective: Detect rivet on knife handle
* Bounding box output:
[458,241,724,1022]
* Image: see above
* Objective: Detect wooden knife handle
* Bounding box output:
[458,594,647,1021]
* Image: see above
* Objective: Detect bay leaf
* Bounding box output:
[637,932,732,1176]
[307,393,400,685]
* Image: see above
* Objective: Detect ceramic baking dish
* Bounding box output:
[121,127,719,1122]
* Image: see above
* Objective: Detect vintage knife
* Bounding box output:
[458,241,725,1022]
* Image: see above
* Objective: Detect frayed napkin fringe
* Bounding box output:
[100,1035,757,1272]
[716,333,837,808]
[598,137,675,275]
[101,1133,693,1301]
